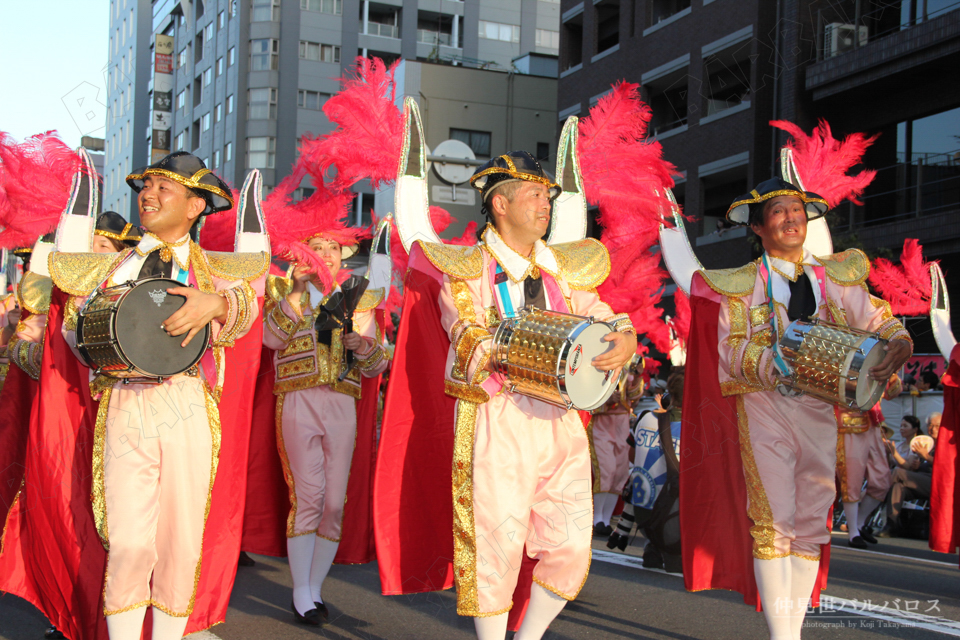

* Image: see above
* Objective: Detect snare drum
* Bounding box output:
[492,307,619,411]
[779,319,887,411]
[76,278,210,381]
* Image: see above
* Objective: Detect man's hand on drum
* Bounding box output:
[592,331,638,379]
[162,287,229,348]
[342,332,365,352]
[869,338,912,381]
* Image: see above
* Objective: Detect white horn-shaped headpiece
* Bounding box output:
[0,249,7,294]
[547,116,587,245]
[930,263,956,361]
[366,215,393,309]
[234,169,270,254]
[658,188,702,296]
[55,147,99,255]
[781,147,834,257]
[394,97,441,253]
[666,316,687,367]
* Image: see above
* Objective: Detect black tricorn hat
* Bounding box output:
[470,151,561,202]
[95,211,142,247]
[126,151,233,215]
[726,178,829,226]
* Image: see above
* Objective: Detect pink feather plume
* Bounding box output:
[0,131,82,250]
[868,239,935,316]
[771,119,878,208]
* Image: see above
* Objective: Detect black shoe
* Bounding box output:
[44,627,65,639]
[314,601,329,622]
[663,554,683,574]
[848,536,868,549]
[606,531,628,551]
[238,551,256,567]
[859,529,878,544]
[642,545,664,569]
[291,600,320,626]
[593,523,613,537]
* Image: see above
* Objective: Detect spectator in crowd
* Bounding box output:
[886,415,923,471]
[881,414,938,537]
[905,370,941,394]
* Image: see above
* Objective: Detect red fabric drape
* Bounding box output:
[0,346,38,524]
[930,344,960,565]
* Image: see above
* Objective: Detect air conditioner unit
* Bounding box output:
[825,23,868,58]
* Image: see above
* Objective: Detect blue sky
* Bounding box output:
[0,2,110,148]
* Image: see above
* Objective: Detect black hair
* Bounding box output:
[921,370,940,389]
[902,414,923,435]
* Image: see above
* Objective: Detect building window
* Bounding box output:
[247,137,276,169]
[646,68,688,135]
[204,22,214,41]
[248,87,278,119]
[701,165,747,236]
[217,56,224,76]
[197,0,205,17]
[704,42,752,117]
[648,0,691,28]
[175,130,186,151]
[535,29,560,51]
[201,112,212,131]
[450,128,491,158]
[230,0,238,17]
[251,39,280,70]
[177,47,188,69]
[195,34,204,63]
[214,149,221,168]
[562,13,583,71]
[252,0,281,22]
[297,89,329,110]
[227,94,235,113]
[536,142,550,162]
[176,89,186,110]
[215,102,223,122]
[203,67,213,86]
[192,121,201,149]
[299,41,341,63]
[194,76,203,106]
[595,0,620,53]
[202,156,210,168]
[218,10,226,29]
[479,20,519,43]
[301,0,341,14]
[228,46,236,66]
[225,141,233,162]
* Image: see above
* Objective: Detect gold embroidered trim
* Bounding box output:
[742,341,766,388]
[356,287,385,312]
[357,345,385,373]
[95,222,140,243]
[445,379,491,404]
[736,395,779,559]
[749,304,769,328]
[815,249,869,286]
[728,299,749,342]
[204,251,270,282]
[279,335,314,358]
[186,386,220,616]
[453,400,480,616]
[586,419,601,494]
[16,271,52,315]
[92,387,113,548]
[416,240,484,280]
[699,263,758,298]
[453,327,490,383]
[277,355,317,379]
[275,393,300,537]
[450,279,478,324]
[104,599,151,616]
[551,238,611,291]
[270,303,297,337]
[790,551,821,562]
[126,167,234,208]
[48,251,128,296]
[720,380,764,396]
[135,233,190,270]
[836,431,850,502]
[0,483,23,556]
[827,301,848,326]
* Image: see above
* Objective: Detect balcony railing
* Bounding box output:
[417,29,453,46]
[366,22,399,39]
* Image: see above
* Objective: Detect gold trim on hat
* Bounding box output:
[95,222,141,243]
[727,189,829,217]
[469,167,560,194]
[126,167,234,209]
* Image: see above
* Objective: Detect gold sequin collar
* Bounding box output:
[135,232,191,270]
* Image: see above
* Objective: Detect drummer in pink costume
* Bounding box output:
[57,152,261,640]
[438,152,636,640]
[263,232,387,626]
[708,178,912,639]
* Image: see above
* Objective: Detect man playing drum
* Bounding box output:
[54,152,261,640]
[432,151,636,640]
[680,177,912,640]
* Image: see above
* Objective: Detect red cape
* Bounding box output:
[0,287,264,640]
[0,328,39,525]
[241,313,384,565]
[679,274,829,608]
[930,344,960,565]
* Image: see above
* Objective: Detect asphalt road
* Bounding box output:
[2,533,958,640]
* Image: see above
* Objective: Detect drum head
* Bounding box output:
[115,279,209,377]
[564,322,618,410]
[855,341,887,409]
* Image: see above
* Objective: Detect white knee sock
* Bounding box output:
[789,555,820,640]
[858,495,882,529]
[842,501,860,539]
[473,612,508,640]
[151,606,189,640]
[287,535,317,615]
[105,605,146,640]
[514,583,568,640]
[593,493,616,526]
[753,557,793,640]
[309,537,340,604]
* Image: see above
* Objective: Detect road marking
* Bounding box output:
[593,549,960,636]
[829,541,959,568]
[186,632,221,639]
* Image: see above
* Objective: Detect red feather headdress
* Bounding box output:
[770,119,878,208]
[577,83,678,352]
[868,239,935,316]
[0,131,82,250]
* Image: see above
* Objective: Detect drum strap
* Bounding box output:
[761,253,793,377]
[494,263,517,319]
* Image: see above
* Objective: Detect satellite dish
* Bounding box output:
[431,139,476,185]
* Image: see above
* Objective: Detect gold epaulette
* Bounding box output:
[16,271,53,315]
[697,263,758,298]
[550,238,611,291]
[416,240,484,280]
[204,251,271,282]
[356,287,385,312]
[265,274,293,304]
[48,251,128,296]
[815,249,870,286]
